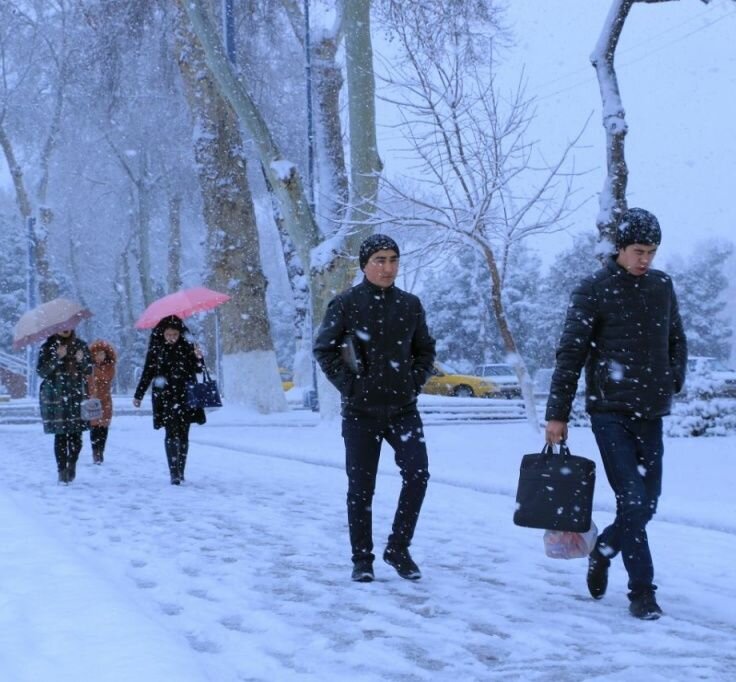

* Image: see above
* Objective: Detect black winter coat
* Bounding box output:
[313,278,436,417]
[546,256,687,421]
[37,334,92,435]
[134,336,206,430]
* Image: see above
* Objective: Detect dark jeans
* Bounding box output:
[342,409,430,563]
[164,419,190,480]
[90,426,109,456]
[590,413,664,595]
[54,433,82,471]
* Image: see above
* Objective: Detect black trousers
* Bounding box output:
[54,433,82,472]
[90,426,109,456]
[164,419,191,480]
[342,409,430,563]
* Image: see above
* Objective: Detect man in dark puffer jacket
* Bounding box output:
[545,208,687,621]
[314,234,436,583]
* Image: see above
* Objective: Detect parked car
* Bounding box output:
[532,367,585,399]
[423,362,497,398]
[473,363,522,398]
[684,356,736,398]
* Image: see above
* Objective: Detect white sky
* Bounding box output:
[501,0,736,264]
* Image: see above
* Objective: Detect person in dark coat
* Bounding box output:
[545,208,688,620]
[87,339,117,464]
[314,234,436,583]
[133,315,205,485]
[37,329,93,484]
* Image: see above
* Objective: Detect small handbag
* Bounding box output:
[186,363,222,409]
[513,442,595,533]
[80,397,103,421]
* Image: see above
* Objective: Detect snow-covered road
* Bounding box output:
[2,408,735,681]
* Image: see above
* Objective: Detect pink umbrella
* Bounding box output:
[13,298,93,350]
[134,286,231,329]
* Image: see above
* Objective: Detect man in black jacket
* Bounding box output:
[545,208,687,620]
[314,234,436,583]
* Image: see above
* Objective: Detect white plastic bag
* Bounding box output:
[543,521,598,560]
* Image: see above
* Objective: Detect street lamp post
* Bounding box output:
[26,216,37,397]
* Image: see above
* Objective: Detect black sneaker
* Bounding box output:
[629,591,663,620]
[587,548,610,600]
[351,558,374,583]
[383,546,421,580]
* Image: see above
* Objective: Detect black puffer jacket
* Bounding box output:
[314,278,436,417]
[546,256,687,421]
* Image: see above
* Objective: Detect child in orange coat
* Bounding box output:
[87,340,116,464]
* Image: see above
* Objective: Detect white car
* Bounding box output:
[532,368,585,399]
[473,363,522,399]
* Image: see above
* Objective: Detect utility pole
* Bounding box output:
[304,0,320,411]
[304,0,315,213]
[26,216,37,397]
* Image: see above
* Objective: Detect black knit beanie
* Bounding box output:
[616,208,662,250]
[359,234,400,270]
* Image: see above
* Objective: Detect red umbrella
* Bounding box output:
[13,298,92,350]
[134,286,231,329]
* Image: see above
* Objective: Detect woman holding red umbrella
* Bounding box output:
[37,329,92,484]
[133,315,206,485]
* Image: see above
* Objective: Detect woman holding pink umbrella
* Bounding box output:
[133,315,206,485]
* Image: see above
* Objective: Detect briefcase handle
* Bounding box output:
[541,441,572,458]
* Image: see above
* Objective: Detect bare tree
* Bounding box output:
[379,17,586,429]
[0,0,77,303]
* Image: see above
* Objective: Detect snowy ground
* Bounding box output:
[1,403,735,681]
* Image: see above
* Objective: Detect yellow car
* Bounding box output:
[279,367,294,392]
[422,362,497,398]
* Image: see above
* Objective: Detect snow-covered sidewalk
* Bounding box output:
[1,406,735,681]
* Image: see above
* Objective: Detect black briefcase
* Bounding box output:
[513,443,595,532]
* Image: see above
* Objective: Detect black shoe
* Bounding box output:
[170,476,181,485]
[383,546,421,580]
[351,558,375,583]
[629,591,663,620]
[587,548,610,600]
[58,470,68,485]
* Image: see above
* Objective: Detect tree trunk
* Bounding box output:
[309,0,383,323]
[479,241,538,433]
[136,151,155,306]
[0,125,56,302]
[167,193,183,292]
[175,4,286,413]
[591,0,634,250]
[313,36,349,229]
